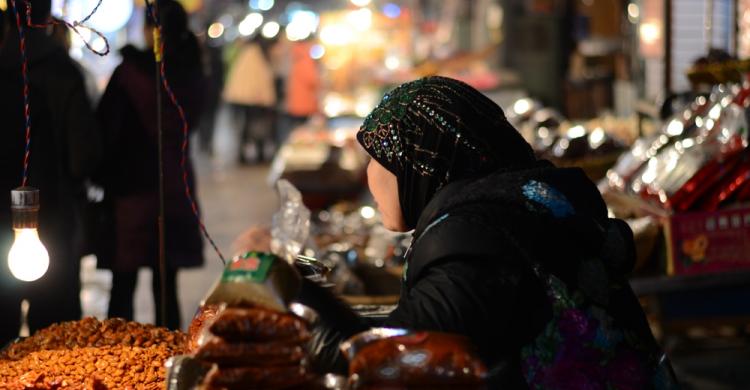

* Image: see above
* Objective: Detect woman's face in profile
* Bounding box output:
[367,159,407,232]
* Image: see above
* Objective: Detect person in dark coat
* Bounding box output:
[196,31,224,154]
[0,1,101,344]
[95,0,205,330]
[295,77,679,388]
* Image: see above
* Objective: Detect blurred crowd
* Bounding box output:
[220,34,320,163]
[0,0,298,343]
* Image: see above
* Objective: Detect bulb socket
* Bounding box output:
[11,187,40,229]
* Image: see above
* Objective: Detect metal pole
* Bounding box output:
[152,1,168,328]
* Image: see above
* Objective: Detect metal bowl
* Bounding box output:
[318,373,348,389]
[164,355,213,390]
[289,302,319,326]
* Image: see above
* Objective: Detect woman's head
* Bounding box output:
[358,76,536,231]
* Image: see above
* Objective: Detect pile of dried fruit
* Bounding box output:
[0,317,186,389]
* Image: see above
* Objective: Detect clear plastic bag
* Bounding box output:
[271,179,312,263]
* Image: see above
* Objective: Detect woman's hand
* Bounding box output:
[231,225,272,256]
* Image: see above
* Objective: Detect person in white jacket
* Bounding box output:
[223,36,276,163]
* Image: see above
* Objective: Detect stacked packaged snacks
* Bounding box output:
[186,252,319,389]
[193,305,317,389]
[207,307,310,343]
[341,329,487,389]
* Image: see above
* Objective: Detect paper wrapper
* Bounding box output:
[203,251,301,312]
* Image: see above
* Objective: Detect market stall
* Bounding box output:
[599,82,750,336]
[267,117,369,211]
[3,0,749,387]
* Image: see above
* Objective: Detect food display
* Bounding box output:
[604,83,749,214]
[341,328,487,389]
[202,364,314,389]
[1,345,172,390]
[208,306,311,343]
[507,97,630,181]
[190,304,317,389]
[169,251,321,389]
[268,119,369,211]
[0,318,186,389]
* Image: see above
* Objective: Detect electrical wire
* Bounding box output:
[8,0,32,187]
[8,0,109,187]
[144,0,226,265]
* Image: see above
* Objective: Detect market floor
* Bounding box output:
[80,106,278,329]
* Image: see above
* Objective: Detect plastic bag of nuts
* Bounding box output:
[187,304,222,353]
[190,303,318,389]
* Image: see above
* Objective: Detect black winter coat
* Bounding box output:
[0,27,101,343]
[299,163,676,389]
[95,45,205,272]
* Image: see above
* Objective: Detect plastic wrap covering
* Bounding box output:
[341,329,487,389]
[632,100,748,210]
[208,307,311,343]
[272,179,311,263]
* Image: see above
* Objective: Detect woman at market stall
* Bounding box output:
[296,76,678,388]
[95,0,205,330]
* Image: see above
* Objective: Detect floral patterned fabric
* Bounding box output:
[518,179,678,390]
[521,264,657,390]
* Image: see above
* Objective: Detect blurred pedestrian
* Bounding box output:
[48,17,99,105]
[95,0,205,330]
[197,30,224,154]
[285,40,320,130]
[0,0,101,343]
[268,36,290,141]
[223,35,276,163]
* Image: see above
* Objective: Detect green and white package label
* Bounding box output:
[222,251,275,283]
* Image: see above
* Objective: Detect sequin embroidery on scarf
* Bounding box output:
[359,77,489,179]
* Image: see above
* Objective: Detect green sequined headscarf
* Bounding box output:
[357,76,536,230]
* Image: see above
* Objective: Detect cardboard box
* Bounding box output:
[666,205,750,275]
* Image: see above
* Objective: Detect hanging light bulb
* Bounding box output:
[8,187,49,282]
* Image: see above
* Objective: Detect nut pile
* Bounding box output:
[0,317,187,389]
[0,346,169,390]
